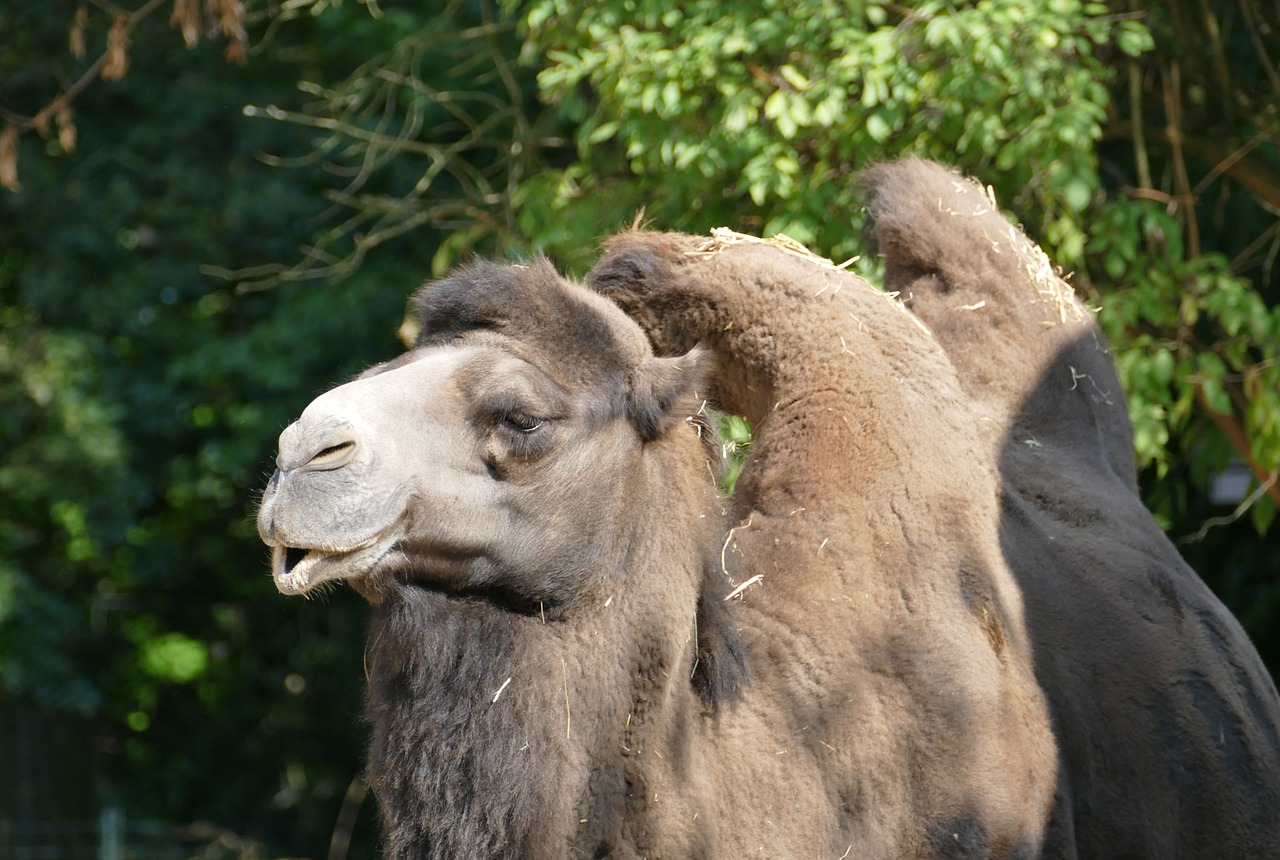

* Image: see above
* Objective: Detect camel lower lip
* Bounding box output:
[272,538,391,595]
[274,545,323,594]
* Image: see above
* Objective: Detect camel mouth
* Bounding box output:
[272,535,396,596]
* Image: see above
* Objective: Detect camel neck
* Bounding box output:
[363,587,584,859]
[362,576,705,859]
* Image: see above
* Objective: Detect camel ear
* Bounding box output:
[628,348,710,441]
[692,553,750,708]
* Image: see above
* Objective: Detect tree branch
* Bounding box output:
[1161,63,1201,257]
[1179,134,1280,212]
[3,0,171,134]
[1195,387,1280,508]
[1104,122,1280,212]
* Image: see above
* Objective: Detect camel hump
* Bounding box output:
[862,158,1138,490]
[861,158,1088,335]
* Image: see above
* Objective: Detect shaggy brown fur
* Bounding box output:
[262,241,1061,856]
[588,229,1064,857]
[858,158,1280,858]
[261,260,748,858]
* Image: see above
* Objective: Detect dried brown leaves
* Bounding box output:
[215,0,249,64]
[69,5,89,59]
[56,105,77,154]
[170,0,249,62]
[1,0,252,193]
[0,127,18,192]
[102,15,131,81]
[171,0,202,49]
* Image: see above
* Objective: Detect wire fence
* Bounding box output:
[0,810,269,860]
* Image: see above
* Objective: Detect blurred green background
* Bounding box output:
[2,1,1277,857]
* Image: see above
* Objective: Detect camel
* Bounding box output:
[257,159,1280,858]
[258,242,1060,856]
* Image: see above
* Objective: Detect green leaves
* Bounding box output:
[1114,19,1155,57]
[140,633,209,684]
[521,0,1128,271]
[1091,193,1280,530]
[0,5,414,848]
[516,0,1278,552]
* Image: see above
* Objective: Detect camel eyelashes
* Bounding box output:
[313,441,355,462]
[500,411,545,433]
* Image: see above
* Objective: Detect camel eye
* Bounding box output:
[502,411,545,434]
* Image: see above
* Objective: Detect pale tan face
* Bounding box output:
[257,337,643,606]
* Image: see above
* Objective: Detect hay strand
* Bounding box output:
[561,657,571,739]
[938,180,1091,326]
[723,574,763,601]
[720,515,754,578]
[695,227,859,272]
[694,228,930,335]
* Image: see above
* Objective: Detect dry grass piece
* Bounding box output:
[723,574,763,602]
[695,228,930,335]
[938,181,1091,326]
[695,227,860,272]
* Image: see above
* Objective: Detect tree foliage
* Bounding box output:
[1,1,1278,857]
[511,0,1279,524]
[526,0,1131,259]
[218,0,537,287]
[1,3,418,855]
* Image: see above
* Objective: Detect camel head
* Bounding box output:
[256,258,707,609]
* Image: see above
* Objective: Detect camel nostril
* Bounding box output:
[277,414,362,473]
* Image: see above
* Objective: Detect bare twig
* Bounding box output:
[1127,60,1151,191]
[1229,219,1280,274]
[225,5,529,289]
[0,0,254,191]
[326,773,370,860]
[1161,62,1201,258]
[4,0,168,132]
[1236,0,1280,99]
[1179,468,1280,544]
[1103,122,1280,212]
[1194,386,1280,508]
[1195,0,1233,126]
[1192,133,1268,197]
